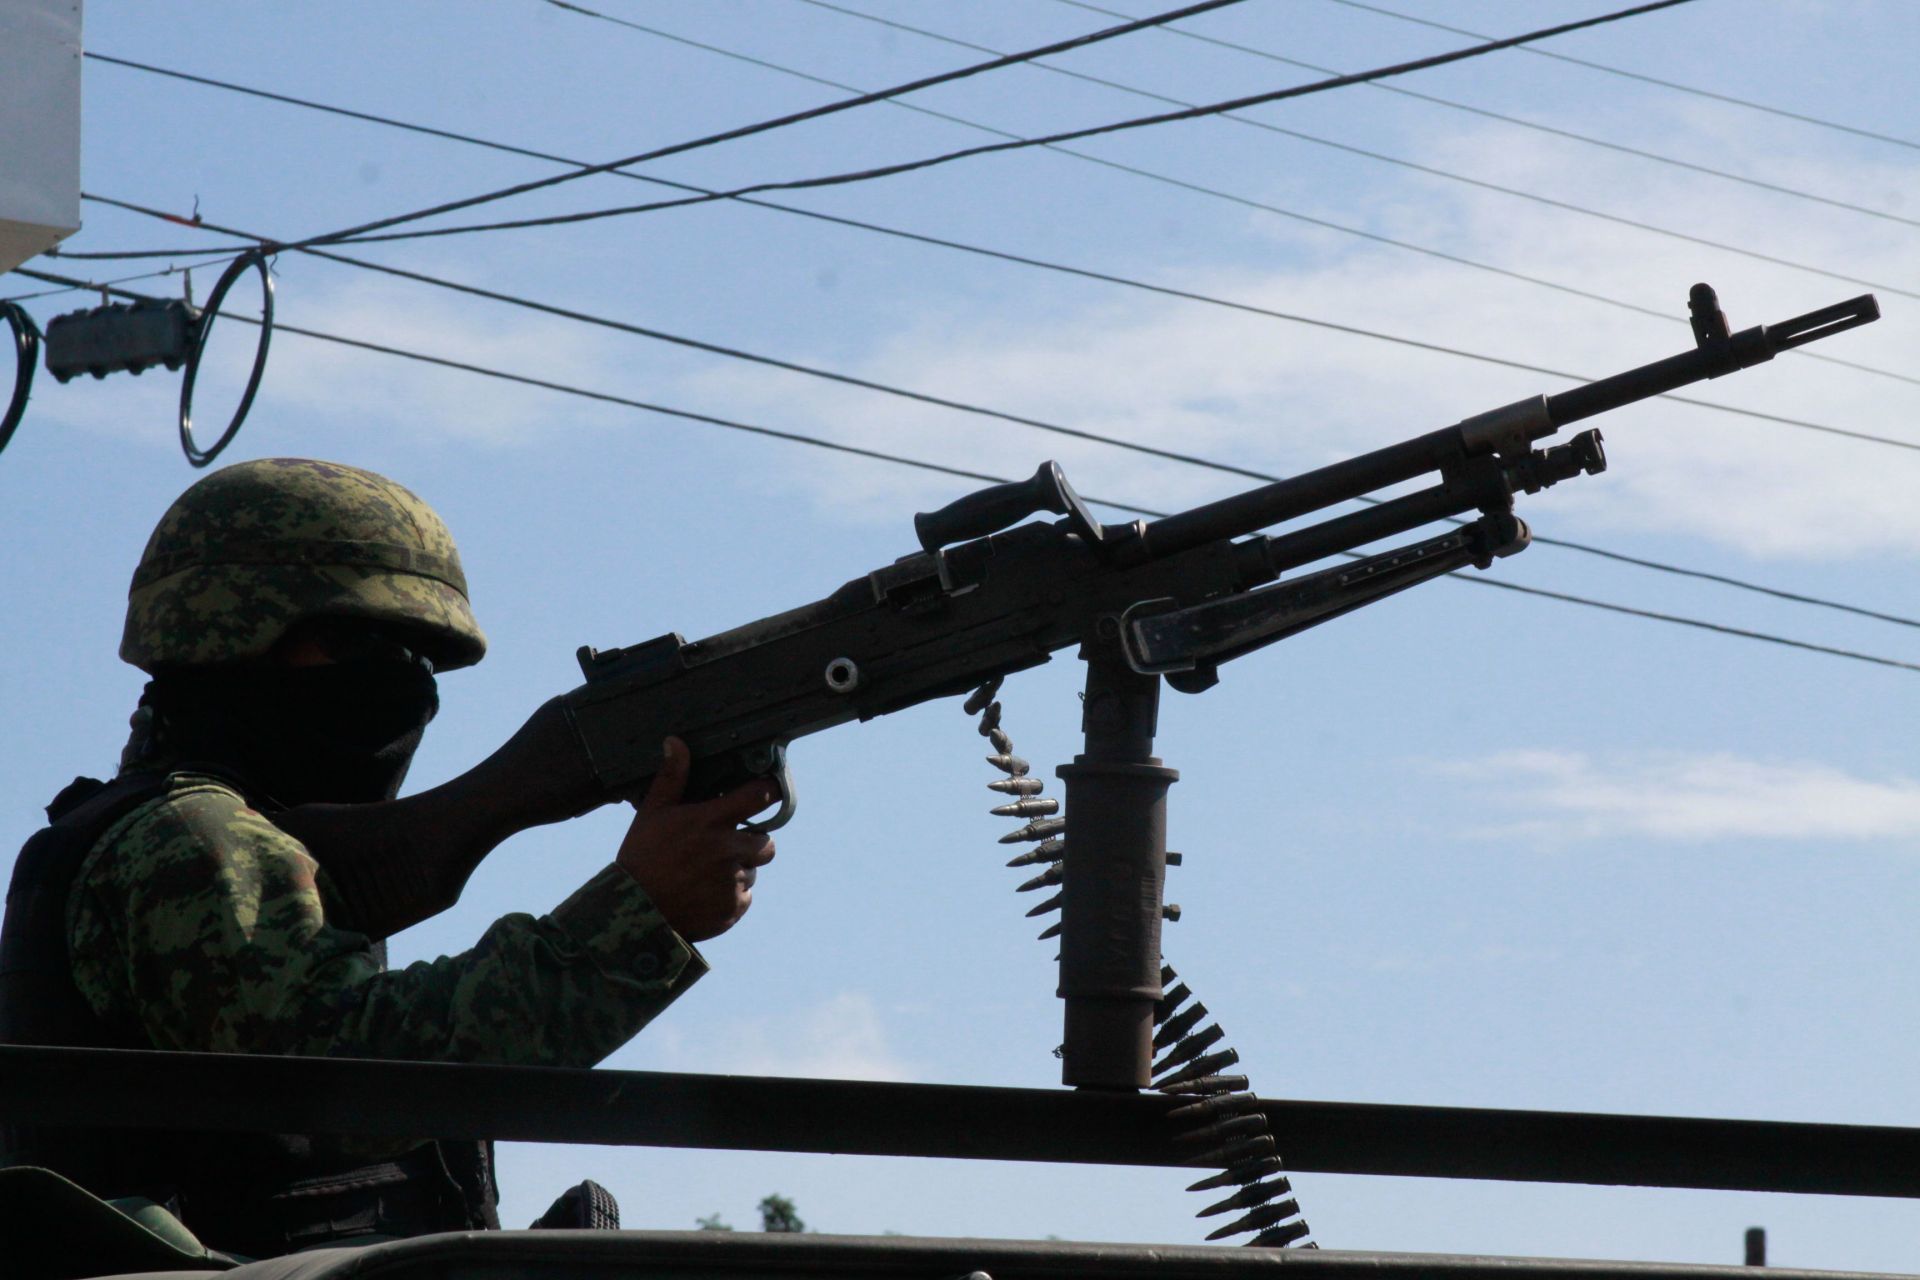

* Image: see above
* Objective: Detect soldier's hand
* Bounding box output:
[615,737,777,943]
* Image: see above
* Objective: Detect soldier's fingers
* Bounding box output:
[725,831,775,868]
[693,776,782,826]
[640,737,691,811]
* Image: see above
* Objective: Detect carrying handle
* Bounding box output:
[913,461,1103,553]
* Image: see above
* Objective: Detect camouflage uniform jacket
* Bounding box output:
[66,769,704,1066]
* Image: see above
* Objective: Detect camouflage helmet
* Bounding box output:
[120,458,487,672]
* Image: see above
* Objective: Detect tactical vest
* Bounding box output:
[0,771,500,1258]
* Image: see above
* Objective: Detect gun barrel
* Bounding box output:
[1547,293,1877,428]
[1142,290,1875,562]
[1141,423,1474,561]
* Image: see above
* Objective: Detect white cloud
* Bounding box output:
[682,102,1920,559]
[647,992,915,1082]
[251,270,641,446]
[1435,748,1920,843]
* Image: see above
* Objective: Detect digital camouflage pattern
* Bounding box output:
[66,773,703,1064]
[120,458,488,673]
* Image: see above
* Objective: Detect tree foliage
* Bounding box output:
[758,1193,806,1233]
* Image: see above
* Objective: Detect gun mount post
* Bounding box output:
[1057,639,1175,1090]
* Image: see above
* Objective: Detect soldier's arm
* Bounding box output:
[66,776,705,1065]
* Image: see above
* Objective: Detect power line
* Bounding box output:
[70,53,1920,399]
[74,196,1920,634]
[254,0,1703,251]
[438,10,1920,391]
[68,43,1918,391]
[1464,577,1920,675]
[1052,0,1920,231]
[793,0,1920,304]
[318,0,1712,249]
[0,254,236,304]
[85,189,1920,467]
[1326,0,1920,153]
[247,0,1259,254]
[16,262,1915,676]
[21,222,1920,636]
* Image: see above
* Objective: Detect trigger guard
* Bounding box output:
[742,748,796,834]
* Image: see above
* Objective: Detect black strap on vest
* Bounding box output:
[0,771,499,1255]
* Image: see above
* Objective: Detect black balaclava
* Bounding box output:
[142,662,440,807]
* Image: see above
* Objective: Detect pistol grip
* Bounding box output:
[678,742,796,832]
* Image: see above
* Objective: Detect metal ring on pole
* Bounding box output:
[0,300,40,457]
[179,249,274,467]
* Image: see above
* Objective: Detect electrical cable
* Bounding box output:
[15,264,1916,675]
[281,0,1703,251]
[1326,0,1920,154]
[235,0,1257,255]
[35,0,1697,267]
[1051,0,1920,232]
[59,65,1920,397]
[177,249,275,467]
[58,200,1920,635]
[334,13,1915,391]
[0,255,241,304]
[94,193,1920,466]
[794,0,1920,303]
[0,301,40,455]
[67,41,1912,391]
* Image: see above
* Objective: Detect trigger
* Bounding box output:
[743,744,796,833]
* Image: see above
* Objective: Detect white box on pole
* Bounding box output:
[1,0,83,273]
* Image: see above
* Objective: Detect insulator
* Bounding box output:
[1173,1112,1270,1148]
[1153,1001,1209,1051]
[1166,1090,1259,1124]
[990,797,1059,818]
[1163,903,1182,922]
[1157,1048,1239,1088]
[43,298,199,383]
[1166,851,1183,866]
[987,776,1045,796]
[1159,1074,1250,1098]
[1024,891,1063,918]
[1206,1199,1301,1242]
[1153,982,1192,1023]
[987,726,1012,754]
[963,678,1003,716]
[1016,864,1064,893]
[1005,837,1064,867]
[1151,1023,1225,1077]
[975,701,1003,734]
[985,752,1029,776]
[998,816,1066,844]
[1248,1220,1313,1249]
[1200,1176,1297,1218]
[1186,1155,1285,1193]
[1036,922,1061,940]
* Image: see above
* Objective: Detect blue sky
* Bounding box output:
[3,0,1918,1269]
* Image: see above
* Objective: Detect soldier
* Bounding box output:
[0,458,775,1258]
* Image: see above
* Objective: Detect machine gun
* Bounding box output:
[557,285,1874,821]
[289,283,1875,1093]
[547,283,1874,1094]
